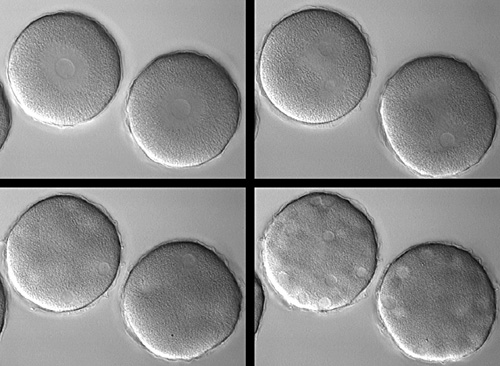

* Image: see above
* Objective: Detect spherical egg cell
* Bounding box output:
[258,8,371,124]
[7,12,121,127]
[121,240,242,361]
[261,191,378,312]
[255,273,265,334]
[376,243,496,363]
[126,51,240,168]
[6,194,121,312]
[379,56,496,177]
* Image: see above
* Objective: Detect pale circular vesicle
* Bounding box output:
[126,52,240,168]
[261,191,378,312]
[5,194,121,312]
[379,56,496,177]
[7,12,121,127]
[0,83,11,151]
[255,273,265,333]
[258,8,371,124]
[121,241,242,361]
[376,243,496,363]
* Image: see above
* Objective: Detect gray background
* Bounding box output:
[0,188,245,366]
[0,0,245,178]
[255,0,500,178]
[255,188,500,365]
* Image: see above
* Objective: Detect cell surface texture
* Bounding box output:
[255,273,265,334]
[261,191,378,312]
[8,12,121,126]
[126,52,240,168]
[122,240,242,361]
[259,8,371,124]
[6,194,121,312]
[377,242,496,363]
[0,83,11,151]
[380,56,496,177]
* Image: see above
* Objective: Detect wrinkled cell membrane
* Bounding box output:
[8,12,121,126]
[259,8,371,124]
[255,273,265,334]
[261,191,378,312]
[126,52,240,168]
[0,83,11,151]
[380,56,496,177]
[6,194,121,312]
[377,243,496,363]
[122,240,242,361]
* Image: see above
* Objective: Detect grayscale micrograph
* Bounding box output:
[380,56,496,177]
[0,189,244,366]
[256,189,500,366]
[258,8,371,125]
[255,0,500,178]
[376,242,496,363]
[0,0,244,178]
[122,240,242,361]
[126,52,240,168]
[6,194,121,312]
[8,12,121,127]
[260,191,378,312]
[255,273,265,334]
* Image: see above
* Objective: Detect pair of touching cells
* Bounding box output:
[260,192,496,362]
[259,8,495,177]
[8,11,240,168]
[5,195,241,361]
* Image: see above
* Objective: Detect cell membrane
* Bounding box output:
[377,242,496,363]
[8,12,121,126]
[126,52,240,168]
[122,240,241,361]
[6,194,121,312]
[259,8,371,124]
[261,191,378,312]
[380,56,496,177]
[255,273,265,334]
[0,83,11,151]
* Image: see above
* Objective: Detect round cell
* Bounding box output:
[5,194,121,312]
[258,8,371,124]
[7,12,121,127]
[0,83,11,151]
[261,191,378,312]
[379,56,496,177]
[126,52,240,168]
[376,243,496,363]
[255,273,265,333]
[122,240,242,361]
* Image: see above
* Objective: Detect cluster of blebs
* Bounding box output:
[0,194,242,361]
[256,191,497,363]
[0,11,241,169]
